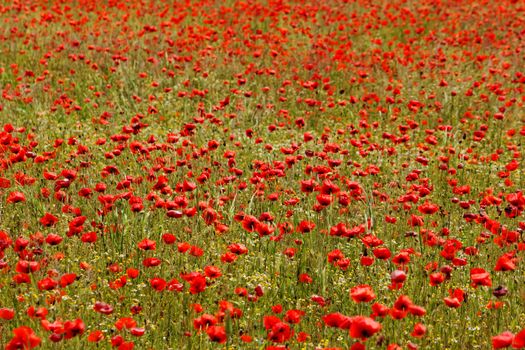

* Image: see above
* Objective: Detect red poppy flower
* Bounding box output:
[299,273,313,283]
[150,277,167,291]
[189,275,207,294]
[177,242,191,253]
[267,321,293,343]
[349,316,382,339]
[81,231,97,243]
[204,265,222,278]
[87,330,104,343]
[45,233,63,245]
[16,260,39,273]
[189,245,204,257]
[373,247,391,260]
[444,288,465,308]
[26,306,47,319]
[429,272,445,286]
[300,179,317,193]
[322,313,352,329]
[37,277,57,291]
[13,273,31,284]
[115,317,137,330]
[59,273,77,287]
[284,309,305,324]
[390,270,407,284]
[411,323,427,338]
[297,220,316,233]
[371,303,390,318]
[0,307,15,320]
[392,252,411,266]
[221,252,237,263]
[137,238,156,250]
[40,212,58,227]
[130,327,145,337]
[350,284,376,303]
[207,325,227,343]
[255,222,274,237]
[470,267,492,288]
[94,301,114,315]
[361,256,374,266]
[194,314,217,330]
[6,191,25,203]
[407,214,424,227]
[142,257,162,267]
[495,252,517,272]
[64,318,85,339]
[393,295,413,311]
[492,331,514,349]
[512,329,525,348]
[417,202,439,215]
[6,326,41,350]
[241,215,259,232]
[228,243,248,255]
[202,207,217,225]
[0,177,11,189]
[162,233,176,244]
[327,249,344,264]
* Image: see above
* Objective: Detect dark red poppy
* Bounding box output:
[40,212,58,227]
[93,301,114,315]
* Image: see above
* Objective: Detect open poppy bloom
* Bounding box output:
[207,325,227,343]
[350,284,376,303]
[470,268,492,288]
[7,326,41,350]
[349,316,382,340]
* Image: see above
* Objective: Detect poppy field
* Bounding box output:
[0,0,524,349]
